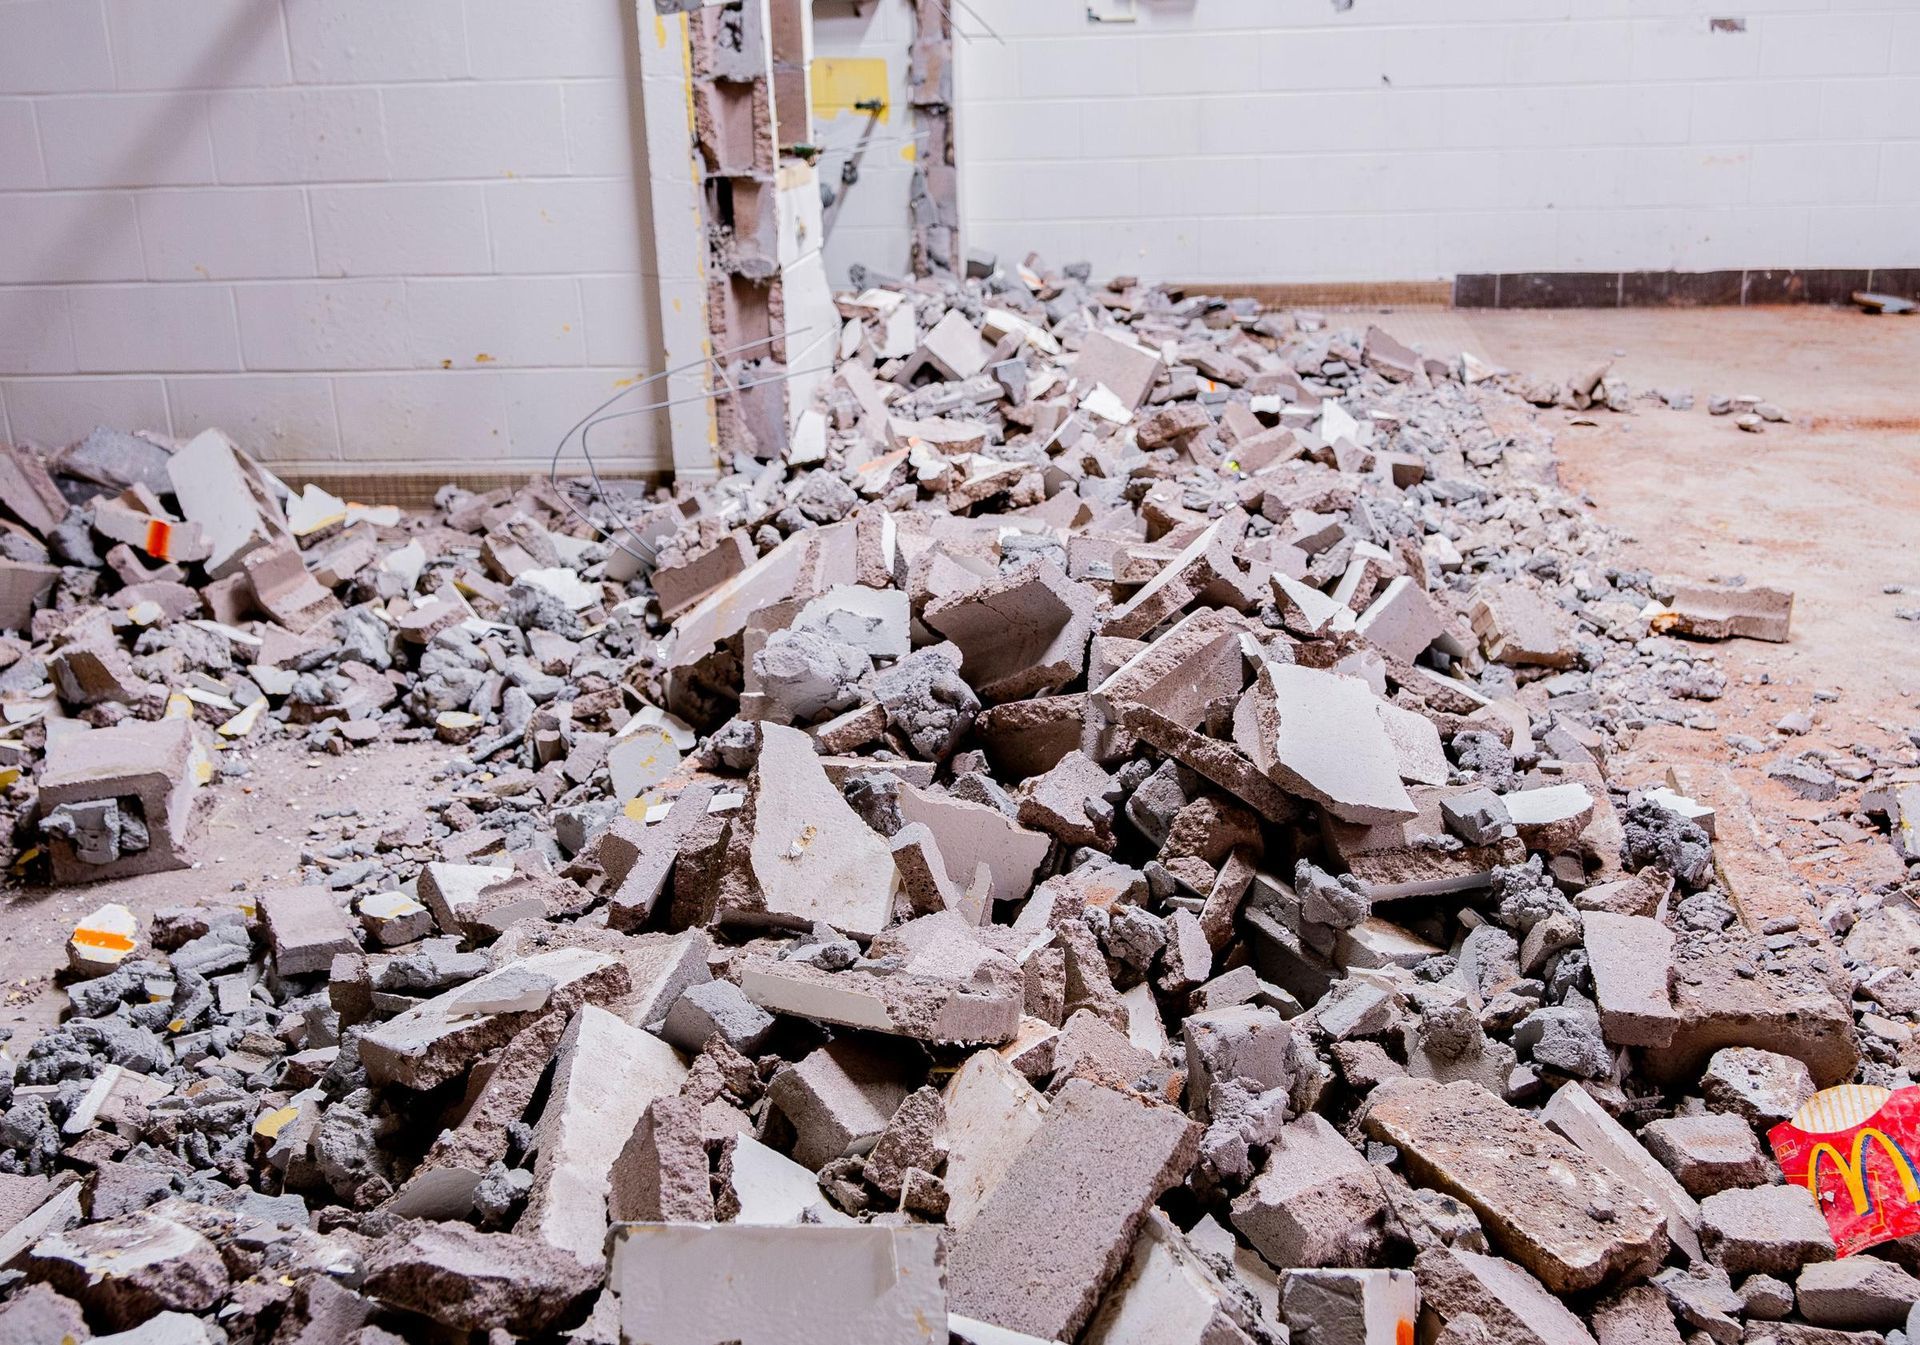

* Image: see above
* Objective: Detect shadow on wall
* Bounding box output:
[30,1,284,296]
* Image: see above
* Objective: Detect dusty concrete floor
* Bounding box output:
[0,738,450,1046]
[2,305,1911,1050]
[1462,306,1920,899]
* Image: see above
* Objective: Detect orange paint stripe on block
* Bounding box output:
[1397,1321,1415,1345]
[144,518,173,560]
[72,929,136,952]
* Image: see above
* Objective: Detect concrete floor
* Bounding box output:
[1459,306,1920,893]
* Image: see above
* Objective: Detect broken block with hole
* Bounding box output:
[36,717,202,884]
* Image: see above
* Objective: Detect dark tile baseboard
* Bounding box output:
[1454,268,1916,309]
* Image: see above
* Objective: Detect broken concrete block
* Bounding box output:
[416,860,526,938]
[92,498,210,565]
[356,889,433,948]
[1051,1008,1156,1093]
[360,947,627,1089]
[49,639,149,706]
[719,1131,844,1228]
[1364,1078,1667,1292]
[0,443,66,536]
[924,560,1094,703]
[863,1084,946,1201]
[362,1220,599,1336]
[1639,1114,1769,1198]
[942,1049,1049,1230]
[948,1079,1199,1342]
[1540,1082,1701,1262]
[897,778,1050,908]
[609,1096,712,1224]
[1654,585,1792,643]
[1649,929,1858,1091]
[0,559,59,632]
[917,308,990,381]
[1236,663,1416,825]
[241,542,341,633]
[1697,1184,1834,1277]
[739,948,1022,1045]
[610,1223,944,1345]
[37,718,202,884]
[766,1037,912,1170]
[167,429,288,579]
[1282,1267,1419,1345]
[518,1004,686,1264]
[734,724,898,939]
[1794,1256,1920,1330]
[652,530,754,619]
[26,1208,229,1329]
[1439,787,1512,846]
[1101,515,1239,641]
[1470,585,1578,668]
[1073,329,1163,413]
[598,783,715,932]
[1356,576,1444,664]
[257,886,357,978]
[1089,606,1249,734]
[660,979,774,1056]
[1590,1283,1684,1345]
[1184,1004,1294,1120]
[795,583,909,659]
[1413,1247,1597,1345]
[1230,1113,1388,1270]
[1700,1047,1815,1128]
[1378,698,1449,787]
[1501,783,1596,853]
[1084,1209,1261,1345]
[0,1282,90,1344]
[1017,749,1118,850]
[607,721,681,804]
[396,585,474,645]
[889,820,968,918]
[1583,912,1678,1048]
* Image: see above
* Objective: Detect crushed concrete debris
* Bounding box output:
[0,257,1899,1345]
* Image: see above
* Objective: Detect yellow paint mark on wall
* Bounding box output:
[811,57,890,123]
[900,141,918,162]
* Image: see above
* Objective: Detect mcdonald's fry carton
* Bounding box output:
[1769,1084,1920,1256]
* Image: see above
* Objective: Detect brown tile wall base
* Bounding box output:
[292,469,666,509]
[1170,280,1454,308]
[1454,268,1911,309]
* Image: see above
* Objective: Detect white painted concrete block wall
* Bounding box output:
[0,0,668,475]
[954,0,1920,285]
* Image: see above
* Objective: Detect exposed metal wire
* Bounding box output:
[934,0,1005,45]
[546,331,790,565]
[814,126,936,163]
[546,329,843,569]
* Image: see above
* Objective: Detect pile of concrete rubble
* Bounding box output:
[0,256,1916,1345]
